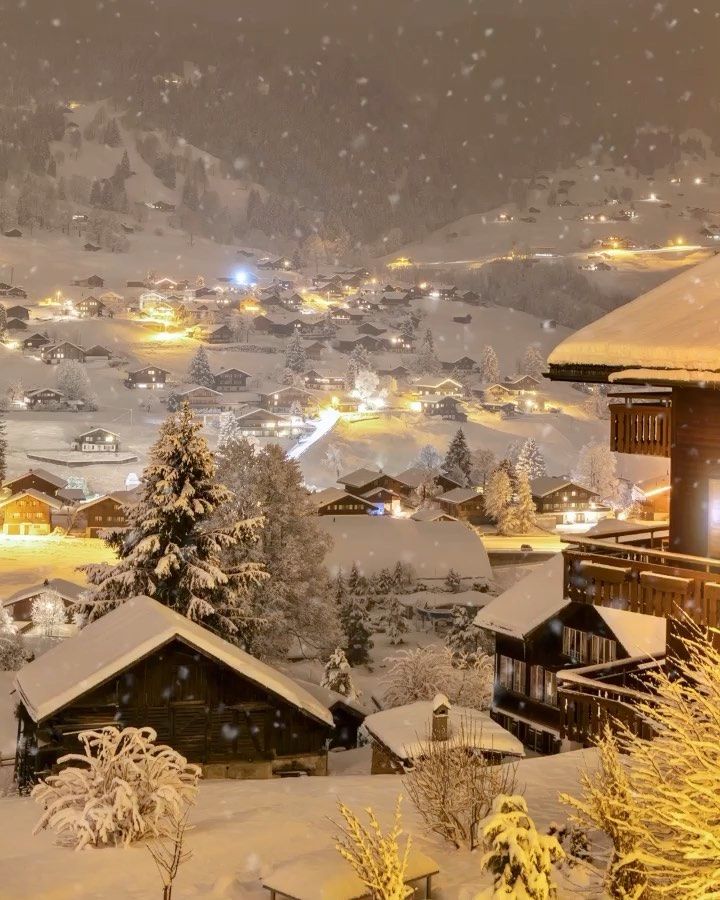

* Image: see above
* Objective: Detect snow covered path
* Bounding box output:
[287,409,340,461]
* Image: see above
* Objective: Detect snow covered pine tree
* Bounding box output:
[78,403,267,642]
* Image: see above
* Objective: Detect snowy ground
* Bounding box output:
[0,535,114,596]
[0,749,603,899]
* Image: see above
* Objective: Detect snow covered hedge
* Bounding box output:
[32,726,201,849]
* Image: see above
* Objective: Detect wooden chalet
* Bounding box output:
[2,578,84,627]
[530,477,606,526]
[41,341,86,364]
[85,344,113,360]
[412,377,463,398]
[214,368,250,391]
[176,385,223,410]
[542,253,720,745]
[68,493,131,537]
[233,408,303,438]
[72,274,104,288]
[0,489,64,535]
[3,468,67,498]
[5,303,30,318]
[125,365,170,389]
[442,356,478,373]
[311,488,376,516]
[5,317,27,332]
[75,296,107,317]
[419,395,467,421]
[23,388,67,410]
[202,324,235,344]
[336,334,386,354]
[262,385,320,415]
[13,596,334,785]
[393,467,461,499]
[475,556,666,753]
[71,427,120,453]
[336,467,406,497]
[303,340,325,361]
[436,487,487,524]
[22,333,51,350]
[303,369,345,391]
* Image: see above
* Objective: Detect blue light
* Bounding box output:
[234,269,249,286]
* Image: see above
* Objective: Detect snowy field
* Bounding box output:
[0,535,115,596]
[0,749,602,899]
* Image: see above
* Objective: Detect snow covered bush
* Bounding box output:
[0,605,28,670]
[32,726,200,849]
[30,590,66,637]
[334,797,411,900]
[383,645,492,710]
[383,597,407,645]
[321,647,358,700]
[479,794,564,899]
[405,718,517,850]
[561,726,647,898]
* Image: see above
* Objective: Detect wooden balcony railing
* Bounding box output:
[563,537,720,628]
[557,656,661,744]
[609,402,671,457]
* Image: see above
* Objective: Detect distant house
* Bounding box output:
[413,377,463,398]
[233,408,304,438]
[442,356,477,373]
[357,323,386,337]
[6,317,27,332]
[378,365,411,382]
[311,488,376,516]
[22,333,51,351]
[3,468,67,498]
[175,385,224,410]
[437,487,487,524]
[152,200,175,212]
[410,507,458,523]
[75,296,106,318]
[4,229,22,238]
[125,365,170,389]
[13,596,333,782]
[530,477,606,527]
[452,314,472,325]
[502,375,542,394]
[364,696,523,774]
[336,468,406,497]
[0,489,64,535]
[294,679,367,749]
[72,274,104,288]
[23,388,67,410]
[0,285,28,300]
[85,344,113,360]
[213,368,250,392]
[71,427,120,453]
[303,369,345,391]
[69,493,131,537]
[393,467,461,499]
[5,304,30,318]
[42,342,86,364]
[262,385,320,416]
[420,396,467,421]
[202,324,235,344]
[2,578,84,627]
[83,243,101,252]
[336,335,386,354]
[303,341,325,361]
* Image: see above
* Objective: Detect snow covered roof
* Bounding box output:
[310,487,375,510]
[293,679,369,717]
[547,253,720,380]
[4,468,67,489]
[3,578,84,608]
[15,595,334,727]
[318,517,492,580]
[398,590,492,611]
[437,487,482,504]
[364,701,524,761]
[594,606,666,658]
[473,554,567,639]
[530,476,596,498]
[337,467,382,488]
[410,507,458,523]
[0,489,65,511]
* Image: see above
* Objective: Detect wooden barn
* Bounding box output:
[69,494,129,537]
[0,489,64,535]
[214,368,250,391]
[3,468,67,498]
[14,596,334,786]
[311,487,376,516]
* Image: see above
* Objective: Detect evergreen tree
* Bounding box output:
[89,179,102,207]
[181,177,200,212]
[447,606,481,653]
[116,150,131,180]
[415,328,442,375]
[480,345,500,384]
[513,470,537,533]
[521,344,546,379]
[284,332,307,374]
[346,562,366,596]
[374,567,394,597]
[218,442,339,658]
[384,597,407,646]
[103,118,122,147]
[216,411,245,454]
[0,303,6,341]
[515,438,546,480]
[399,317,415,348]
[443,428,473,486]
[78,403,267,640]
[291,248,302,270]
[321,647,358,699]
[187,345,215,388]
[481,795,564,898]
[445,568,462,593]
[340,594,373,665]
[484,468,514,525]
[166,391,182,412]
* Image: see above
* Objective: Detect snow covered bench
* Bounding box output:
[262,847,439,899]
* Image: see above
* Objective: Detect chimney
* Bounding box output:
[431,693,450,742]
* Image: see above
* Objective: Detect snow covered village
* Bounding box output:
[1,2,720,898]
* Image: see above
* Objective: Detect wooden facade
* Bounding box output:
[214,368,250,391]
[0,492,57,535]
[609,395,671,458]
[17,638,331,782]
[70,496,127,537]
[42,342,86,364]
[4,470,66,498]
[125,366,169,389]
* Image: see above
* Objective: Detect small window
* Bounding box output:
[562,626,587,663]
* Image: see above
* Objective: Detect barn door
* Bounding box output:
[170,704,208,762]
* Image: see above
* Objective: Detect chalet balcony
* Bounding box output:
[609,391,671,458]
[563,529,720,630]
[557,656,661,744]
